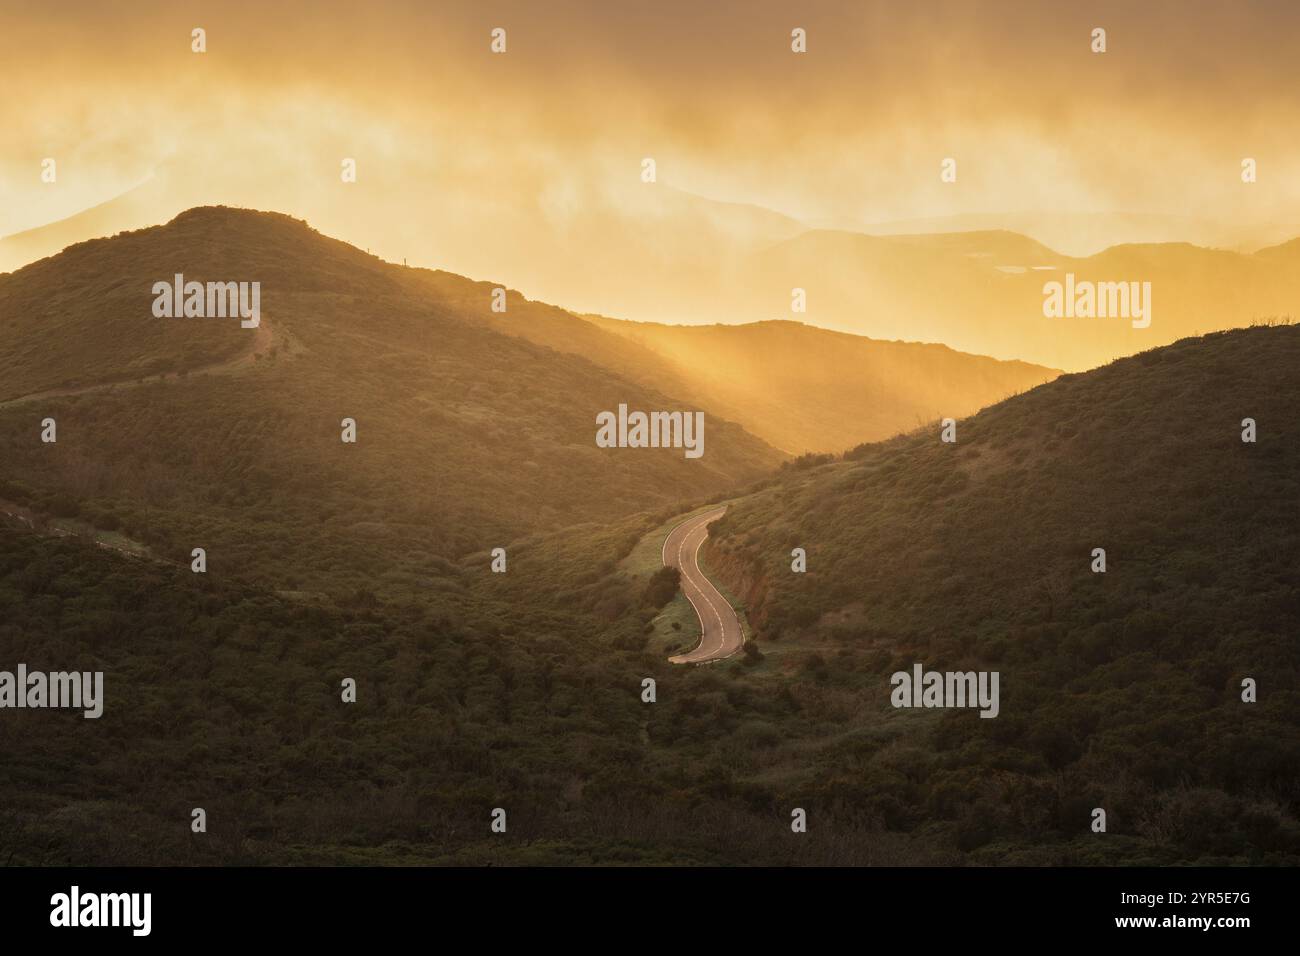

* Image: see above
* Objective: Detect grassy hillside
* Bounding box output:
[696,323,1300,862]
[1,325,1296,865]
[0,513,946,866]
[398,272,1059,456]
[2,208,1295,866]
[581,317,1058,454]
[0,207,782,598]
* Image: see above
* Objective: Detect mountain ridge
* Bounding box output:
[0,206,784,599]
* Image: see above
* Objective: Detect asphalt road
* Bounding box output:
[663,507,745,664]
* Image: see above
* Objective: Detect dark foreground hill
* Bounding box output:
[0,325,1296,865]
[0,510,942,866]
[0,207,783,597]
[699,323,1300,862]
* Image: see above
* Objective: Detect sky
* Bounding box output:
[2,0,1299,303]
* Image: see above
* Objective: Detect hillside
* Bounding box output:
[433,286,1058,456]
[3,206,1296,867]
[2,314,1297,865]
[579,317,1058,454]
[694,323,1300,862]
[0,207,783,599]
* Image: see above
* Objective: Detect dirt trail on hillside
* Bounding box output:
[0,320,278,409]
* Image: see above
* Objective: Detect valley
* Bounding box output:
[0,208,1296,867]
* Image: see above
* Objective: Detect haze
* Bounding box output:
[3,0,1298,367]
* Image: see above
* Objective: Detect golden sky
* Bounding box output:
[3,0,1299,303]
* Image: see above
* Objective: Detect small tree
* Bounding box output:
[642,566,681,608]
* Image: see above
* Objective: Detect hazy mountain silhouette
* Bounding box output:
[731,230,1299,371]
[0,168,181,275]
[11,186,1296,377]
[814,211,1300,258]
[578,316,1059,454]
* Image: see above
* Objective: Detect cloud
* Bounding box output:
[3,1,1298,275]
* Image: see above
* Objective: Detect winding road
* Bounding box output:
[664,507,745,664]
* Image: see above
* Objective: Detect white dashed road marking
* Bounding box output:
[662,507,744,664]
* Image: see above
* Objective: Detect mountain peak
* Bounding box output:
[167,204,307,228]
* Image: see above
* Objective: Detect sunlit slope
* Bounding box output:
[398,267,706,405]
[582,317,1059,454]
[0,207,783,596]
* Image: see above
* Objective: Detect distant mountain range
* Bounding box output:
[735,228,1300,371]
[815,211,1300,258]
[8,184,1298,374]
